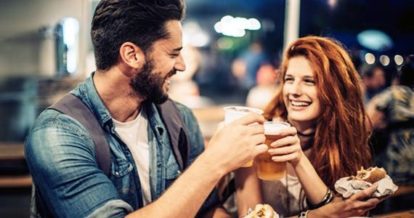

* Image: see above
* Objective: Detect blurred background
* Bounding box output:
[0,0,413,217]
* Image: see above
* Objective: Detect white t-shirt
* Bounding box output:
[113,110,151,205]
[261,172,308,216]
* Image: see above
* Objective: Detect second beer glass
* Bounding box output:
[256,121,290,180]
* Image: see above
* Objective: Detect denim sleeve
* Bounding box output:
[175,103,222,215]
[25,110,131,218]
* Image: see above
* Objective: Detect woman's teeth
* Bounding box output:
[291,100,310,107]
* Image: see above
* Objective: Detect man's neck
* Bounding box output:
[93,68,144,122]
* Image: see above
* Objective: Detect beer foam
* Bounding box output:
[264,121,290,135]
[223,106,263,124]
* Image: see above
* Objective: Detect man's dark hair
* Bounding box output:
[91,0,185,70]
[359,64,383,78]
[399,55,414,88]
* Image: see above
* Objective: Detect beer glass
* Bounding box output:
[256,121,290,180]
[223,106,263,167]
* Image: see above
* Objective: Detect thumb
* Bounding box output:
[352,183,378,200]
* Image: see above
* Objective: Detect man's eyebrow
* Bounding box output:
[172,47,183,52]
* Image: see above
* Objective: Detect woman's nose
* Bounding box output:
[287,81,302,95]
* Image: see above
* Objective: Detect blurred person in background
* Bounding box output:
[366,55,414,214]
[232,41,269,91]
[360,64,387,103]
[236,36,382,217]
[168,45,213,108]
[246,63,280,110]
[25,0,268,217]
[360,64,390,177]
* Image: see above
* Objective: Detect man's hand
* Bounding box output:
[205,113,267,173]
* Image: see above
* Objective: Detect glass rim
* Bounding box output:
[264,121,290,126]
[223,106,263,115]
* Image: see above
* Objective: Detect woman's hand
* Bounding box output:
[267,126,335,206]
[267,126,304,167]
[308,184,382,218]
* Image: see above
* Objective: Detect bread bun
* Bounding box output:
[244,204,278,218]
[355,167,387,183]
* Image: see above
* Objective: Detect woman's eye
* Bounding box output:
[305,79,315,85]
[284,77,293,82]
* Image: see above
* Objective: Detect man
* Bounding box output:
[366,55,414,214]
[25,0,267,217]
[360,64,386,103]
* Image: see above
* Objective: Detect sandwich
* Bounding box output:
[353,167,387,183]
[244,204,279,218]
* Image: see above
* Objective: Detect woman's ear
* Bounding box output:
[119,42,145,69]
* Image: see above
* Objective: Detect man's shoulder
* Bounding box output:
[25,108,95,167]
[170,100,199,125]
[173,100,193,115]
[31,108,88,136]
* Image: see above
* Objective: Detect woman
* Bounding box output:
[236,36,381,217]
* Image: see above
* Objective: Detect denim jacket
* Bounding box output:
[25,75,218,217]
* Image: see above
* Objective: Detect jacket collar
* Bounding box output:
[71,73,167,132]
[71,73,113,128]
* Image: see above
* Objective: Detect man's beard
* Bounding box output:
[130,59,175,104]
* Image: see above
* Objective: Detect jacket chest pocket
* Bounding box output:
[164,155,182,188]
[111,159,134,196]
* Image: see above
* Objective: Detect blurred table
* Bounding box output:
[192,106,224,142]
[0,143,25,160]
[0,175,32,188]
[0,143,32,187]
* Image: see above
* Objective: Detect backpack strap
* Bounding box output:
[156,99,190,170]
[49,93,111,175]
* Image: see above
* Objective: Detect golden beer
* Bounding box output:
[256,122,289,180]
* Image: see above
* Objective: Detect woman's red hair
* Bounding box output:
[264,36,372,189]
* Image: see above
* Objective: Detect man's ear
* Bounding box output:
[119,42,145,69]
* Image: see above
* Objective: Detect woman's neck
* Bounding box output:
[289,120,316,150]
[288,119,315,135]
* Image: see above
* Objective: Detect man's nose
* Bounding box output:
[175,54,186,72]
